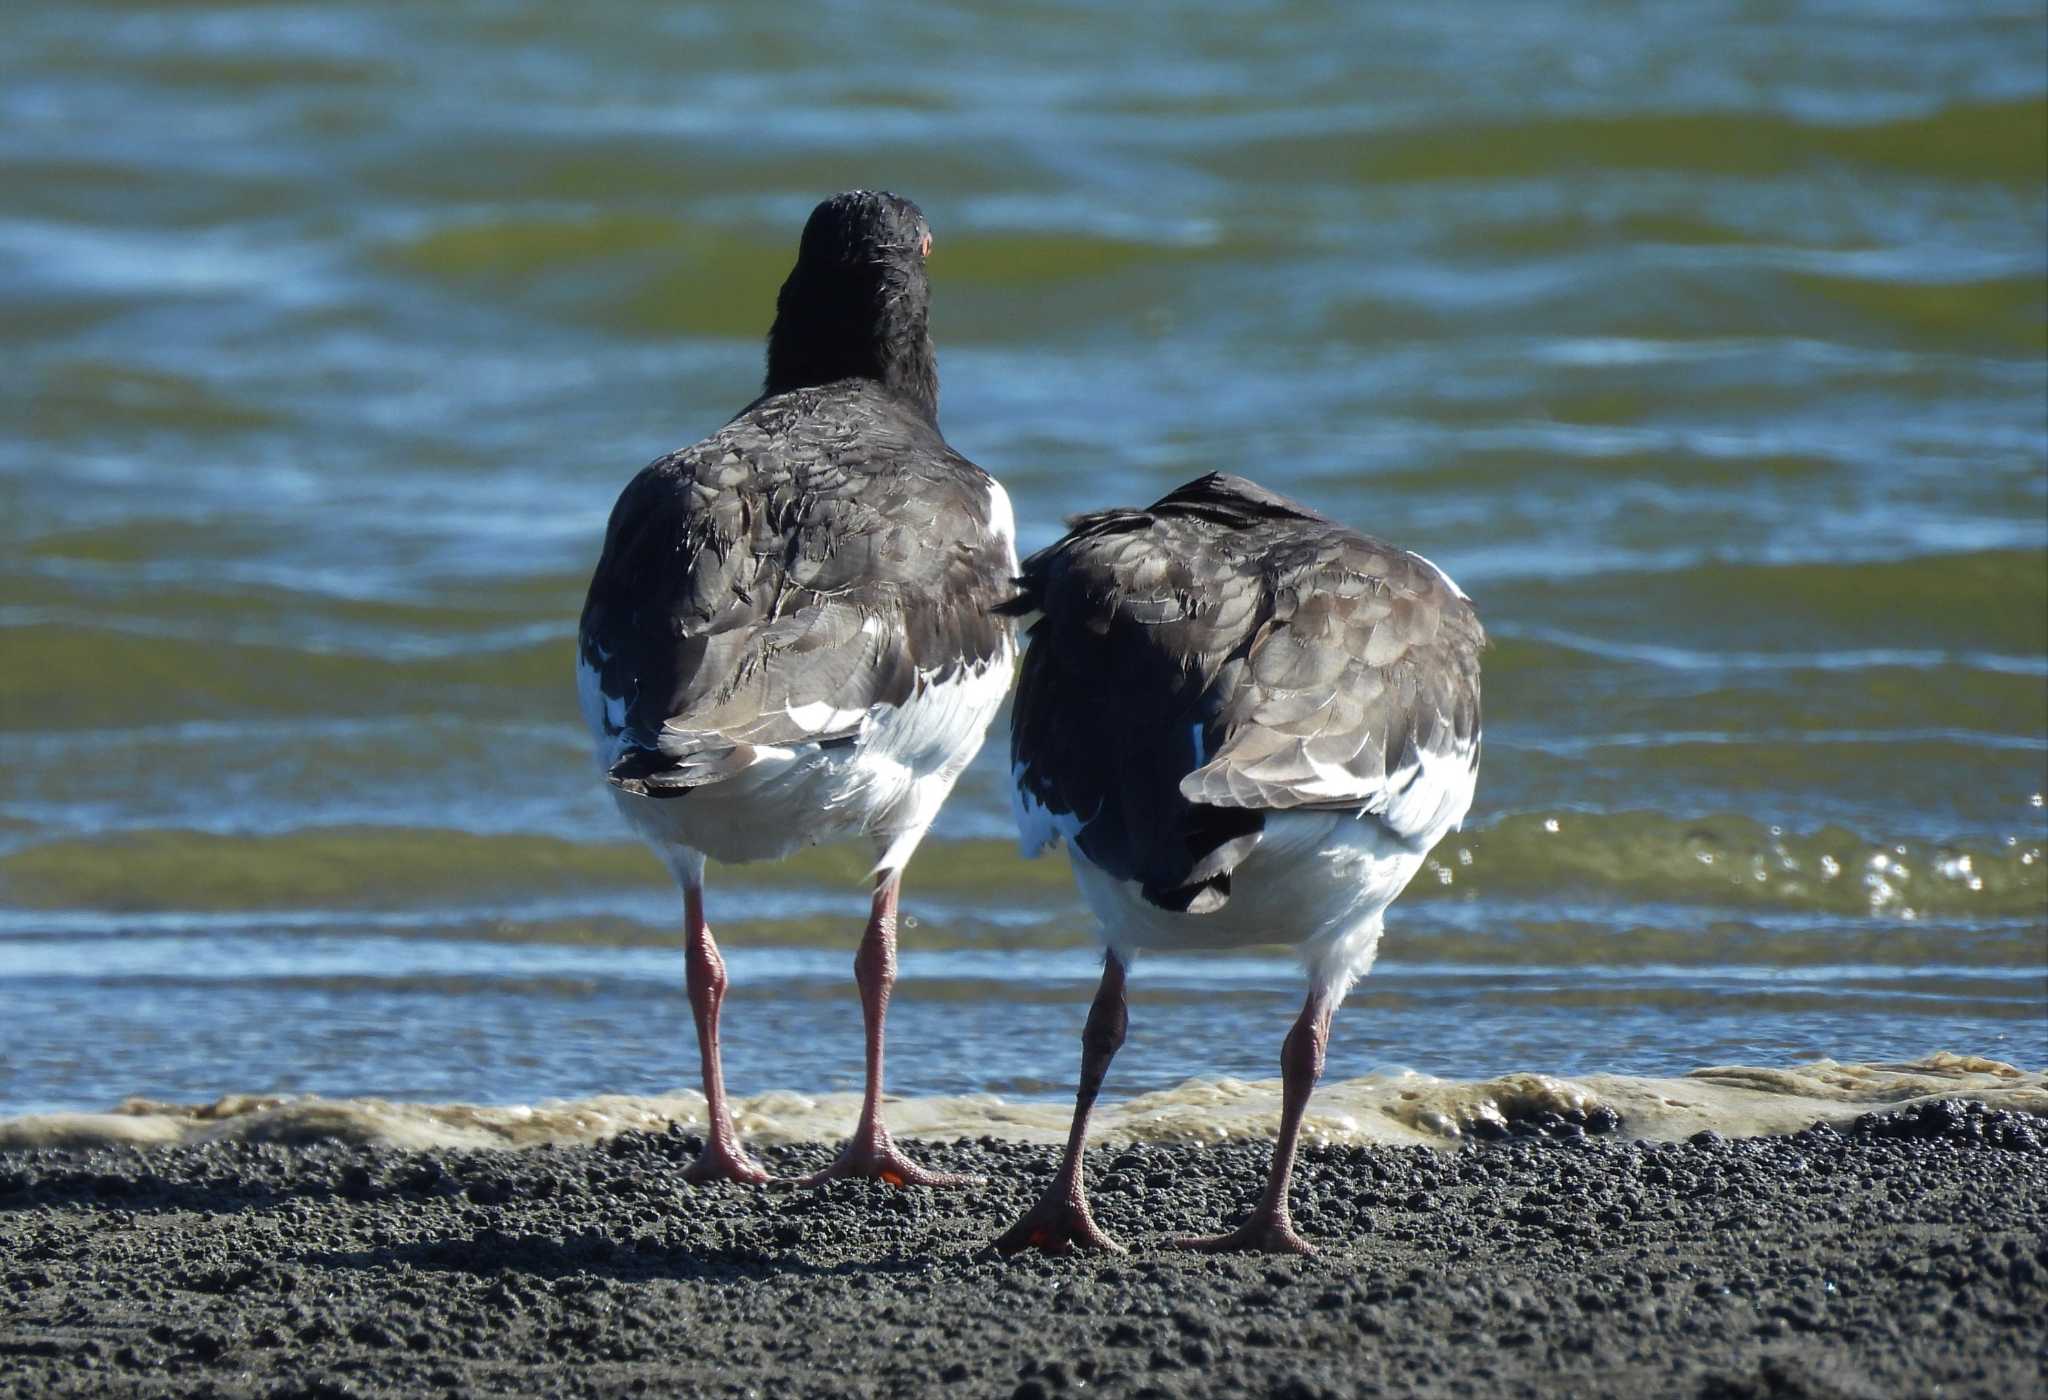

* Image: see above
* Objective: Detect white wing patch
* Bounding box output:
[785,699,869,735]
[1407,549,1471,602]
[867,651,1017,874]
[575,644,628,769]
[1377,736,1480,847]
[985,475,1020,572]
[864,655,1014,771]
[1012,762,1090,858]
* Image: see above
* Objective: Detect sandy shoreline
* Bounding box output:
[2,1099,2042,1399]
[6,1055,2040,1156]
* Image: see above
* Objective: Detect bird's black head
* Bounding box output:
[765,190,938,423]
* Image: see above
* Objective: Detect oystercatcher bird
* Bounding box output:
[577,191,1017,1185]
[994,473,1482,1251]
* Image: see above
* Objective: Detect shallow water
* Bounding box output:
[1,1,2043,1121]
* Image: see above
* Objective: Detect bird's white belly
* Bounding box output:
[607,742,870,867]
[1067,810,1431,999]
[595,649,1015,873]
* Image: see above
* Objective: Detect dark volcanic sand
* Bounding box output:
[2,1102,2043,1399]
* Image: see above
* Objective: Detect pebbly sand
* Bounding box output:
[2,1098,2044,1399]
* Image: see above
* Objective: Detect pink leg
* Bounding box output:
[803,877,977,1187]
[993,952,1128,1254]
[1175,990,1334,1253]
[679,883,771,1185]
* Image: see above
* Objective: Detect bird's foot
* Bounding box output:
[1172,1214,1314,1255]
[993,1190,1125,1255]
[681,1137,774,1186]
[800,1128,982,1188]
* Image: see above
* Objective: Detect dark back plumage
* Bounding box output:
[579,192,1009,795]
[1009,473,1483,912]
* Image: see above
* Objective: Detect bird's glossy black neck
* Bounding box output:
[764,267,940,425]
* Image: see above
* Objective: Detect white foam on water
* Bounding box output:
[0,1054,2038,1154]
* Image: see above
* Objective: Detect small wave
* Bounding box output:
[2,812,2037,922]
[0,827,1068,913]
[377,212,787,340]
[1,1054,2035,1154]
[1207,97,2047,187]
[1497,548,2047,660]
[0,620,570,733]
[1418,810,2046,920]
[29,360,280,438]
[1490,625,2047,678]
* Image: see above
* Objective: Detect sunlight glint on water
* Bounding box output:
[0,0,2042,1119]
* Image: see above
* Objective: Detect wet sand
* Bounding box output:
[2,1100,2042,1399]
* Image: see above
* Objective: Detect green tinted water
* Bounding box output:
[0,0,2041,1114]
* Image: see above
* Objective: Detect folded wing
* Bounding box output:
[1009,473,1482,912]
[581,407,1012,797]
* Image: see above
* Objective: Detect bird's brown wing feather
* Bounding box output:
[581,386,1012,794]
[1010,473,1482,911]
